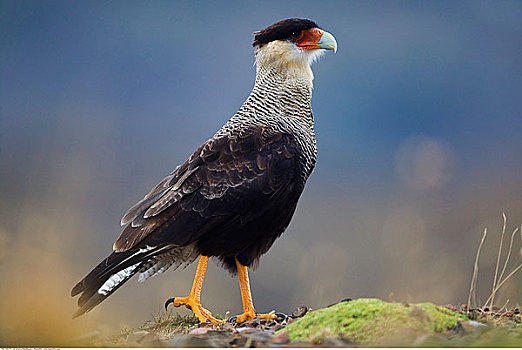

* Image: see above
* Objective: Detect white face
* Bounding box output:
[290,40,327,66]
[255,40,326,72]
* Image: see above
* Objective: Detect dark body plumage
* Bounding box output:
[117,126,311,272]
[72,18,327,318]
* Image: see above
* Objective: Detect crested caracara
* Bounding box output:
[71,18,337,324]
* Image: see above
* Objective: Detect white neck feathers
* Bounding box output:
[254,40,324,87]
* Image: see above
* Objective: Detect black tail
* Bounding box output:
[71,246,159,318]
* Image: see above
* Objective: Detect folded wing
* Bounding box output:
[113,124,301,255]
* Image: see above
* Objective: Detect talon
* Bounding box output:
[169,295,222,324]
[228,316,237,323]
[162,257,222,325]
[165,297,175,310]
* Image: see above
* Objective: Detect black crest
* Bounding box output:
[253,18,318,47]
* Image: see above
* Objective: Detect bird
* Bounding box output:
[71,18,337,324]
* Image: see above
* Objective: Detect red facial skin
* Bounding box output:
[295,28,324,50]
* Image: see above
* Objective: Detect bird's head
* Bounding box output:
[253,18,337,74]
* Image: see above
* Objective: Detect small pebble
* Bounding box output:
[189,327,210,335]
[272,331,290,344]
[244,331,272,343]
[444,304,457,312]
[166,334,214,347]
[236,326,257,333]
[291,305,308,318]
[457,320,486,334]
[271,324,283,331]
[244,318,261,327]
[502,310,515,317]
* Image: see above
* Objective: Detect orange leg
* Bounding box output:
[234,258,276,323]
[165,255,222,324]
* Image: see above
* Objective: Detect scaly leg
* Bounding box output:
[233,258,276,323]
[164,255,222,324]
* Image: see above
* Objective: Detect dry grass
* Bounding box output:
[467,228,487,310]
[467,213,522,312]
[141,311,200,337]
[104,311,200,346]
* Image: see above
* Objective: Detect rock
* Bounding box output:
[271,324,283,331]
[292,305,308,318]
[501,310,515,317]
[456,320,487,334]
[235,326,257,333]
[272,331,290,344]
[444,304,458,312]
[189,327,211,335]
[229,333,249,347]
[244,331,272,345]
[166,334,217,347]
[243,318,261,327]
[468,320,487,328]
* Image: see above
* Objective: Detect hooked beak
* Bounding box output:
[296,28,338,53]
[317,30,337,53]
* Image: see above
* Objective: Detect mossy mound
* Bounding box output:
[282,298,468,345]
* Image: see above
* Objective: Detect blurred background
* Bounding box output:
[1,0,521,344]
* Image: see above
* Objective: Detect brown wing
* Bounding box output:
[113,124,300,252]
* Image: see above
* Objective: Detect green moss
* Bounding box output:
[282,298,468,345]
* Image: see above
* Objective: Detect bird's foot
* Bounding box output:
[165,296,223,325]
[230,309,277,324]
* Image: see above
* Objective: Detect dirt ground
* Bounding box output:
[80,299,521,347]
